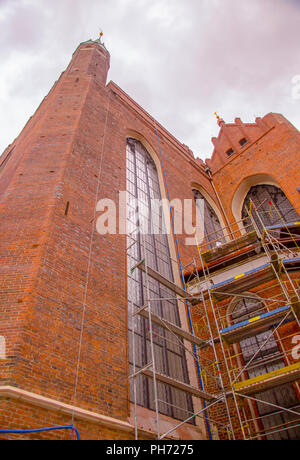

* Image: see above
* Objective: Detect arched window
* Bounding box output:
[232,298,300,440]
[126,138,194,422]
[242,184,299,232]
[193,189,225,249]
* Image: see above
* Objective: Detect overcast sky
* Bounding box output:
[0,0,300,160]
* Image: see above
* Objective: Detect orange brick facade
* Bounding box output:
[0,39,299,440]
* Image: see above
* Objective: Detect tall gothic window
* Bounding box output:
[242,184,299,232]
[193,189,225,249]
[126,138,194,422]
[232,298,300,440]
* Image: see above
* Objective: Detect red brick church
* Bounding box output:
[0,36,299,440]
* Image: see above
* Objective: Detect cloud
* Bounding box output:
[0,0,300,159]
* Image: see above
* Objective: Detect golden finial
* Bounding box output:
[214,112,225,127]
[99,30,104,45]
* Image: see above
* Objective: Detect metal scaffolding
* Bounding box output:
[186,202,300,440]
[127,201,300,440]
[127,223,223,440]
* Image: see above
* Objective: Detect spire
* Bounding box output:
[84,30,108,51]
[94,30,107,49]
[214,112,225,127]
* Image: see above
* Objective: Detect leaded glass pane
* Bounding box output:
[193,189,225,248]
[242,185,299,232]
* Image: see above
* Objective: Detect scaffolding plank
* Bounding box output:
[141,368,216,401]
[209,263,273,301]
[282,257,300,267]
[137,307,206,347]
[265,222,300,231]
[133,260,199,305]
[264,222,300,248]
[233,362,300,396]
[220,306,291,345]
[202,231,259,264]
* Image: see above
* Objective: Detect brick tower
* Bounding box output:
[0,38,132,440]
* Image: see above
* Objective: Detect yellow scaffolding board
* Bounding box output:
[233,362,300,396]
